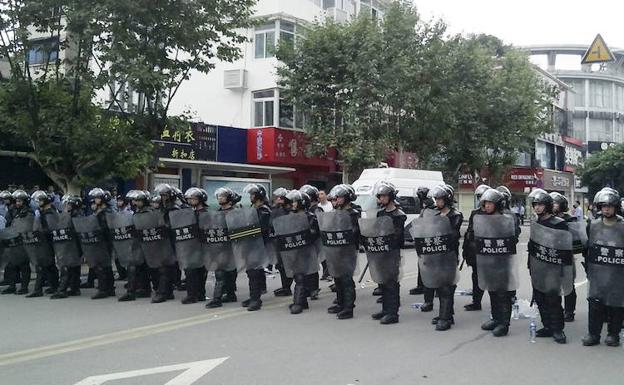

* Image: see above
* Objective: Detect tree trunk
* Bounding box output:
[342,164,349,184]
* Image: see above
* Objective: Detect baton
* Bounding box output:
[358,262,369,283]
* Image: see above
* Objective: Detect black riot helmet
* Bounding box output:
[154,183,174,202]
[430,185,453,207]
[416,186,430,202]
[549,192,569,214]
[184,187,208,205]
[329,184,353,206]
[594,189,621,210]
[374,181,398,201]
[31,190,52,208]
[62,194,83,211]
[215,187,241,205]
[243,183,267,203]
[475,184,491,200]
[286,190,310,211]
[479,188,504,210]
[273,187,289,198]
[496,185,511,209]
[299,184,319,203]
[0,190,14,203]
[88,188,110,205]
[530,189,553,214]
[12,189,30,205]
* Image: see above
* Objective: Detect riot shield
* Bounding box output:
[272,212,318,278]
[225,207,271,272]
[267,208,289,266]
[13,215,55,267]
[0,226,28,266]
[72,215,111,269]
[169,208,203,270]
[198,210,236,271]
[473,213,519,291]
[529,222,574,296]
[567,220,588,255]
[359,216,401,284]
[317,210,357,278]
[106,212,144,268]
[133,210,175,269]
[409,215,459,288]
[47,212,81,267]
[587,220,624,307]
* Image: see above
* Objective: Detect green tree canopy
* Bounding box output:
[580,143,624,197]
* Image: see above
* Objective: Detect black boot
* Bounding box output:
[492,291,511,337]
[372,284,386,320]
[206,270,225,308]
[119,265,137,302]
[246,269,264,311]
[328,278,344,314]
[16,262,31,295]
[44,264,59,294]
[221,269,237,303]
[51,266,70,299]
[290,274,308,314]
[114,258,128,280]
[26,266,44,298]
[151,265,173,303]
[606,307,624,347]
[305,272,320,300]
[435,286,455,331]
[421,287,435,312]
[67,266,81,296]
[372,284,383,296]
[564,288,576,322]
[337,277,355,320]
[181,268,199,304]
[92,266,112,299]
[274,259,293,296]
[380,281,399,324]
[135,264,151,298]
[548,294,566,344]
[465,267,484,311]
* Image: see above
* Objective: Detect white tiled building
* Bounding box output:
[170,0,389,130]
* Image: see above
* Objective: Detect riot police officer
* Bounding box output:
[87,188,116,299]
[26,191,60,297]
[425,185,463,330]
[271,188,293,297]
[409,186,435,296]
[50,195,83,299]
[583,188,624,347]
[1,190,33,295]
[528,189,569,344]
[206,187,241,308]
[322,184,360,319]
[178,188,209,304]
[300,184,324,299]
[151,184,181,303]
[461,184,491,311]
[0,190,17,288]
[369,183,407,324]
[474,189,520,337]
[551,192,584,322]
[240,184,272,311]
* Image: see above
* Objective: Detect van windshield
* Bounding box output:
[354,195,419,215]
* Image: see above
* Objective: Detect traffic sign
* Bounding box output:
[581,34,615,64]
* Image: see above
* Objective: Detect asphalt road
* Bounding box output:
[0,224,622,385]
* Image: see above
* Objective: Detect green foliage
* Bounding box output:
[0,0,255,192]
[277,1,555,182]
[580,144,624,197]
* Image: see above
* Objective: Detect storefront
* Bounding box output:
[246,127,341,190]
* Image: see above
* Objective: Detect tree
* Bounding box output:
[580,144,624,197]
[0,0,256,193]
[278,3,552,183]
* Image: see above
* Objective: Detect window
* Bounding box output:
[615,85,624,112]
[514,151,531,167]
[253,90,275,127]
[572,118,586,142]
[588,119,613,142]
[254,22,276,59]
[535,140,555,169]
[567,79,585,108]
[26,38,59,65]
[590,80,612,109]
[279,20,296,49]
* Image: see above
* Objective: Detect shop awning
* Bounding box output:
[159,158,295,175]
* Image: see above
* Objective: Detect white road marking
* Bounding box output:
[73,357,228,385]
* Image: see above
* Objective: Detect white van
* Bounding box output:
[352,167,445,242]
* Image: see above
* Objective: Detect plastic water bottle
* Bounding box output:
[529,317,537,343]
[512,300,520,320]
[411,303,424,310]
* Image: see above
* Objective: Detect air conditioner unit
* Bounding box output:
[224,69,247,90]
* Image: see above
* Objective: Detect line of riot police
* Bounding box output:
[1,181,623,348]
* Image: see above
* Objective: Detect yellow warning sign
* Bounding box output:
[581,34,615,64]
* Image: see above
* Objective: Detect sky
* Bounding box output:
[413,0,624,50]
